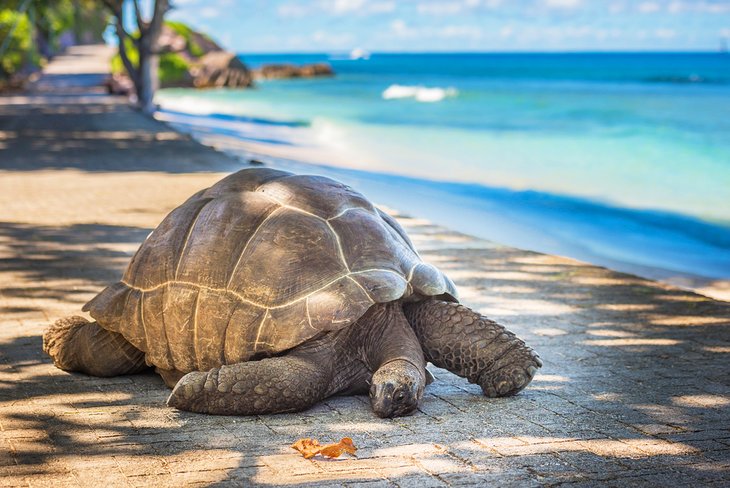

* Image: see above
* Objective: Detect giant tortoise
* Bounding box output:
[43,168,541,418]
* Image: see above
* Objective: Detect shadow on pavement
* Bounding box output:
[0,100,238,173]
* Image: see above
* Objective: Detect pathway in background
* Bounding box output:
[1,45,728,487]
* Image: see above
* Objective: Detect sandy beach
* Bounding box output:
[1,46,729,487]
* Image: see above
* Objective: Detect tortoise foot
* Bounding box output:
[478,346,542,398]
[43,316,147,377]
[43,316,90,372]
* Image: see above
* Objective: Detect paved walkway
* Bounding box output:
[1,45,729,487]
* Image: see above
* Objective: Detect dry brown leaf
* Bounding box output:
[318,437,357,459]
[291,438,321,459]
[291,437,357,459]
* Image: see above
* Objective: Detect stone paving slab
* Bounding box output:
[1,46,729,487]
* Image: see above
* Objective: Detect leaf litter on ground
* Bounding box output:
[291,437,357,459]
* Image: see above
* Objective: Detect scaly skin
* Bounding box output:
[167,352,333,415]
[43,316,148,377]
[167,302,427,417]
[404,300,542,397]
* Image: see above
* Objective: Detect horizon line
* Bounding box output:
[235,49,729,56]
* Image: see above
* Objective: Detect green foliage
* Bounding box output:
[165,20,204,58]
[110,37,138,75]
[159,52,189,84]
[0,0,107,79]
[111,38,190,85]
[0,9,39,78]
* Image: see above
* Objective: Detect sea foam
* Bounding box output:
[382,84,457,102]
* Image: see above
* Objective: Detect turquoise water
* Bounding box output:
[156,53,730,284]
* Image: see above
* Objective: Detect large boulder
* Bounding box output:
[191,51,253,88]
[254,63,334,80]
[110,22,254,91]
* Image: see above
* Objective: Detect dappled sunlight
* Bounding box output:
[595,303,657,311]
[534,374,570,383]
[530,374,571,391]
[571,275,636,287]
[672,395,730,409]
[583,338,681,346]
[457,285,577,317]
[325,422,395,433]
[459,435,699,458]
[22,129,185,141]
[490,285,538,294]
[533,327,569,336]
[648,315,728,326]
[632,404,698,425]
[587,328,637,337]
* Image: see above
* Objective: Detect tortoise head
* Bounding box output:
[369,359,424,418]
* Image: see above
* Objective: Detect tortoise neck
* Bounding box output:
[356,301,426,376]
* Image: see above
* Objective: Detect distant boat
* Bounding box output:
[349,48,370,60]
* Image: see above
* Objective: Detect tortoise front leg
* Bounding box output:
[404,300,541,397]
[167,352,333,415]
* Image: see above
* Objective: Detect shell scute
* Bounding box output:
[202,168,291,198]
[329,208,419,275]
[223,304,267,363]
[175,192,279,288]
[257,174,376,219]
[228,209,347,306]
[305,276,373,331]
[124,197,213,288]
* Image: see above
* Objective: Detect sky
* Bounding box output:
[165,0,730,53]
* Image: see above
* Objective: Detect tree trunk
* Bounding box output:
[137,42,159,113]
[104,0,168,114]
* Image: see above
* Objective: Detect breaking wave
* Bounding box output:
[382,84,458,102]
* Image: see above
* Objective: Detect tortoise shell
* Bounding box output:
[83,168,457,373]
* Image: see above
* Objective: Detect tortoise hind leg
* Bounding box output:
[167,352,333,415]
[43,316,148,377]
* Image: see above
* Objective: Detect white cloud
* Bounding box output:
[368,2,396,13]
[200,6,220,18]
[544,0,582,9]
[668,1,730,14]
[312,30,354,45]
[328,0,395,14]
[390,20,482,40]
[277,3,310,17]
[331,0,366,12]
[655,28,676,39]
[390,19,411,37]
[637,2,660,13]
[439,25,483,39]
[278,0,394,17]
[667,1,683,13]
[608,2,625,14]
[417,0,502,15]
[418,2,465,15]
[500,25,513,37]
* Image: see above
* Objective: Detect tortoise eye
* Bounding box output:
[395,391,405,402]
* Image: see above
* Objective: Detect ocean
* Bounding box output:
[155,52,730,294]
